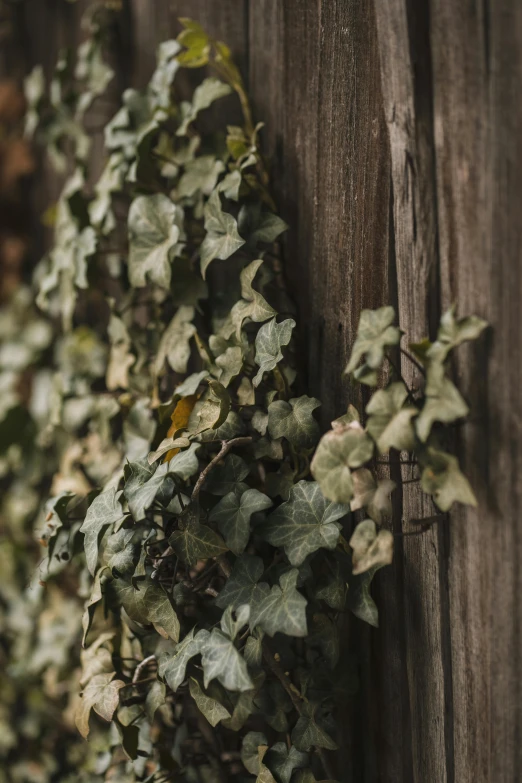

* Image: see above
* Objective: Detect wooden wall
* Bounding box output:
[7,0,522,781]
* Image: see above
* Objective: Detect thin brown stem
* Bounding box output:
[191,437,252,501]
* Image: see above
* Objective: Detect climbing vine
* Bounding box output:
[0,8,487,783]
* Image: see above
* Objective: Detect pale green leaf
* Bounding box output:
[349,519,394,575]
[420,447,477,511]
[113,578,180,641]
[200,628,253,691]
[311,422,374,503]
[155,305,196,375]
[200,190,245,278]
[189,678,231,726]
[210,488,273,554]
[253,318,295,387]
[262,481,349,566]
[128,194,183,288]
[268,396,321,450]
[75,672,125,739]
[80,489,126,575]
[344,306,400,383]
[249,569,307,638]
[350,468,395,523]
[158,628,210,691]
[365,382,417,453]
[177,77,232,136]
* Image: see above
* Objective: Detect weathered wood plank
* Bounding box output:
[431,1,522,780]
[373,3,449,781]
[249,2,390,780]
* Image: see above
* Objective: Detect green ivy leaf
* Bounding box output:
[420,447,477,511]
[80,489,126,575]
[154,305,196,375]
[200,190,245,278]
[349,567,379,627]
[113,578,180,641]
[200,628,253,692]
[215,554,269,610]
[210,488,272,554]
[176,19,210,67]
[266,742,308,783]
[349,519,394,575]
[253,318,296,387]
[238,202,288,247]
[145,680,166,723]
[169,510,228,566]
[128,194,183,288]
[158,628,210,691]
[262,481,349,566]
[187,381,231,434]
[189,678,231,726]
[177,78,232,136]
[204,453,249,495]
[267,396,321,450]
[365,382,417,453]
[75,672,125,739]
[226,259,276,339]
[124,460,168,521]
[427,306,488,362]
[344,306,400,384]
[104,529,139,575]
[242,732,269,775]
[416,365,468,442]
[250,569,307,638]
[311,422,374,503]
[350,468,395,523]
[168,442,201,480]
[291,702,338,752]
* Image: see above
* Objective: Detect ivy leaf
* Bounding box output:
[128,194,183,289]
[416,366,469,442]
[188,380,231,434]
[427,306,488,362]
[104,529,139,575]
[124,460,168,521]
[177,77,232,136]
[80,489,126,575]
[311,422,374,503]
[250,569,308,637]
[238,202,288,246]
[350,567,379,627]
[291,701,338,752]
[210,488,273,554]
[189,678,231,726]
[204,453,249,496]
[113,578,180,641]
[158,628,210,691]
[176,18,210,67]
[200,190,245,278]
[242,732,269,775]
[344,306,400,384]
[200,628,253,692]
[253,318,296,387]
[82,567,106,646]
[420,448,477,511]
[350,468,395,523]
[262,481,349,566]
[178,155,225,198]
[145,680,166,723]
[365,382,417,453]
[155,305,196,375]
[75,672,125,739]
[315,564,347,611]
[215,554,269,609]
[265,742,308,783]
[169,507,228,566]
[268,396,321,450]
[215,345,244,387]
[349,519,394,575]
[226,259,276,339]
[168,442,201,480]
[106,311,134,390]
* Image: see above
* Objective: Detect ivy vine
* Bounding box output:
[0,8,487,783]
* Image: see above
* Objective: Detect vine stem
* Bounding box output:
[132,654,157,684]
[400,346,426,376]
[261,642,336,780]
[191,437,252,501]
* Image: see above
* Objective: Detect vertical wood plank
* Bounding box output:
[431,0,522,780]
[250,2,390,780]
